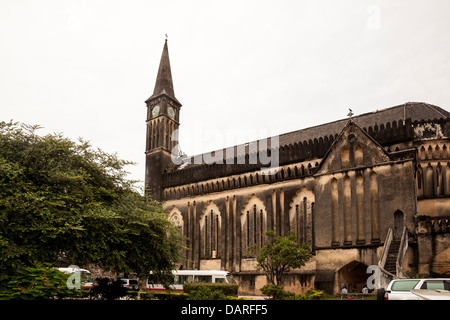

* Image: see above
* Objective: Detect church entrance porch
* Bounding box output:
[337,260,370,293]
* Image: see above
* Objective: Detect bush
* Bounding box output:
[294,293,306,300]
[226,296,258,300]
[138,291,188,300]
[89,277,129,300]
[187,285,227,300]
[260,285,325,300]
[304,289,325,300]
[139,292,154,300]
[153,292,189,300]
[260,284,294,300]
[183,283,239,297]
[0,265,75,300]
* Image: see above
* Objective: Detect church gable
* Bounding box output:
[316,120,391,175]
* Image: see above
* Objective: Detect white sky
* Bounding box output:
[1,0,450,190]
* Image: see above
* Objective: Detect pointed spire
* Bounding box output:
[146,38,180,104]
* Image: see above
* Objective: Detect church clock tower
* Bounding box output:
[145,39,181,200]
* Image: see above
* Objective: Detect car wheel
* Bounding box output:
[376,288,385,300]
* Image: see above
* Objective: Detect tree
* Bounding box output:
[255,230,312,286]
[0,121,181,284]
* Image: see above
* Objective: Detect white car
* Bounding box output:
[118,277,139,290]
[382,278,450,300]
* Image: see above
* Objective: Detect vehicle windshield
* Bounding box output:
[391,280,420,291]
[80,271,93,283]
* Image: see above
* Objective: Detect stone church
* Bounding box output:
[144,40,450,295]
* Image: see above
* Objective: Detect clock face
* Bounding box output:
[152,105,160,117]
[168,106,175,119]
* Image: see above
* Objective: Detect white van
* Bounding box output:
[58,266,94,289]
[147,270,236,292]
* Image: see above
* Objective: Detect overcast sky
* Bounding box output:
[1,0,450,190]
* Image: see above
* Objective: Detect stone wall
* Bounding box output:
[416,215,450,276]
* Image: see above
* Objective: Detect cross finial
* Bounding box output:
[165,33,168,40]
[347,108,354,118]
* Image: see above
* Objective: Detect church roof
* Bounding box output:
[146,39,180,105]
[177,102,449,168]
[278,102,450,147]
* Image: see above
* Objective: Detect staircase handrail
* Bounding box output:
[377,228,396,288]
[379,228,393,269]
[396,226,408,278]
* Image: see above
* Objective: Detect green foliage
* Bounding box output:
[260,284,294,300]
[151,292,189,300]
[0,121,181,282]
[183,283,239,297]
[260,285,325,300]
[256,230,312,285]
[187,285,227,300]
[303,289,325,300]
[140,286,249,301]
[89,277,129,300]
[0,265,74,300]
[139,292,154,300]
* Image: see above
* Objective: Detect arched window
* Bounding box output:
[355,144,363,167]
[289,188,315,247]
[241,195,267,256]
[341,146,350,169]
[200,201,222,259]
[168,207,184,236]
[417,164,424,197]
[424,163,434,197]
[437,163,443,195]
[420,146,426,160]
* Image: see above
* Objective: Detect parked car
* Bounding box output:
[128,279,139,290]
[117,277,139,290]
[380,278,450,300]
[411,289,450,300]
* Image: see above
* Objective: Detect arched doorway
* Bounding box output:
[337,261,369,293]
[394,210,404,240]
